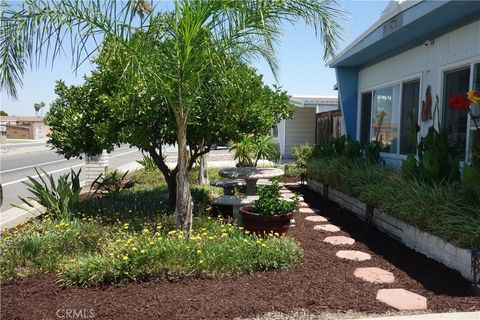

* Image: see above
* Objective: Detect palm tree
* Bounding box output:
[34,101,45,117]
[0,0,344,232]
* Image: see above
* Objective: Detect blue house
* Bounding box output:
[330,0,480,167]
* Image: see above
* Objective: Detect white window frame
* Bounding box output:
[438,58,480,163]
[357,73,422,159]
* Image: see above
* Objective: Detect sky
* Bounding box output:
[0,0,390,116]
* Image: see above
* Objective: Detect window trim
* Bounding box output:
[438,59,480,163]
[357,73,422,156]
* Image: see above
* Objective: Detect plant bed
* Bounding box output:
[307,176,475,281]
[1,185,479,320]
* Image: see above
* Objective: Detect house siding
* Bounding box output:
[284,107,316,158]
[357,19,480,166]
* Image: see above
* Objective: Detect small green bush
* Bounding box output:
[291,143,313,168]
[252,180,299,216]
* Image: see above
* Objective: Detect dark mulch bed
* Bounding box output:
[1,184,479,320]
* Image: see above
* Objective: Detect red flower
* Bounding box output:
[449,93,471,111]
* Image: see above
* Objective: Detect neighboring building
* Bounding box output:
[0,116,50,141]
[273,95,338,158]
[329,0,480,167]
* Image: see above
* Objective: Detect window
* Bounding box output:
[371,85,401,153]
[360,92,372,146]
[467,63,480,163]
[400,80,420,155]
[443,67,470,160]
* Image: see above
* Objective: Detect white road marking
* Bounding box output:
[1,149,140,186]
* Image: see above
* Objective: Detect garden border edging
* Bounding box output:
[307,177,473,281]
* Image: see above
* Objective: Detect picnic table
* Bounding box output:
[218,167,284,196]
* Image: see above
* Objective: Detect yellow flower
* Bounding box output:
[196,249,202,254]
[221,233,228,237]
[109,252,114,257]
[243,239,248,243]
[140,249,146,254]
[143,228,150,234]
[261,243,267,247]
[199,260,204,264]
[168,230,177,235]
[208,236,214,240]
[274,232,279,237]
[123,255,129,261]
[132,247,138,251]
[149,241,155,245]
[467,90,480,104]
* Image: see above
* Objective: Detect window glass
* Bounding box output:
[443,67,470,160]
[360,92,372,146]
[371,85,401,153]
[400,80,420,155]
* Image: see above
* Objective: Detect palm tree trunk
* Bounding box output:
[176,116,192,232]
[199,153,209,185]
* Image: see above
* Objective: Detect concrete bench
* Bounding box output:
[210,179,246,195]
[212,195,259,219]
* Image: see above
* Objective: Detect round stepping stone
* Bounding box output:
[376,289,427,311]
[298,207,319,214]
[314,224,340,232]
[336,250,371,261]
[305,215,328,223]
[323,236,355,245]
[354,267,394,284]
[298,202,310,208]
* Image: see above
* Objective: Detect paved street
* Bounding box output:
[1,144,144,210]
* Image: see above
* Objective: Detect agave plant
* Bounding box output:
[17,167,82,218]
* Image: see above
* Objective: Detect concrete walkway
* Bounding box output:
[354,311,480,320]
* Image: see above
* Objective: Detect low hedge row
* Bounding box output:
[307,158,480,248]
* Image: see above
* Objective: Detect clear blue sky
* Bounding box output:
[0,0,389,116]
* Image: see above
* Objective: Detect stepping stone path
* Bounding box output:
[314,224,340,232]
[354,267,394,284]
[323,236,355,245]
[304,215,328,223]
[298,207,320,214]
[376,289,427,311]
[292,187,427,311]
[336,250,371,261]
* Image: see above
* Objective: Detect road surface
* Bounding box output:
[1,145,143,210]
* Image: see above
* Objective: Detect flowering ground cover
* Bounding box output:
[0,168,301,287]
[1,182,479,320]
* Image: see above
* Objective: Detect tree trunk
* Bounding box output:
[199,153,209,185]
[176,118,192,232]
[148,147,177,207]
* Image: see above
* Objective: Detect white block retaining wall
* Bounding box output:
[308,177,473,281]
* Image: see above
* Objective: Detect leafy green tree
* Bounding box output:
[0,110,7,116]
[1,0,344,231]
[47,42,293,205]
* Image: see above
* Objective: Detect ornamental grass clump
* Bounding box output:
[252,180,299,216]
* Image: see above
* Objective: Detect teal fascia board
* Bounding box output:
[336,67,358,138]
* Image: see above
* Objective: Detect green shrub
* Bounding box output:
[307,158,480,248]
[252,180,299,216]
[90,170,135,198]
[136,155,158,171]
[401,126,460,184]
[291,143,313,168]
[17,167,82,218]
[313,135,361,160]
[285,165,306,178]
[230,134,279,167]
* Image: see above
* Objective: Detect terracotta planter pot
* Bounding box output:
[239,205,293,236]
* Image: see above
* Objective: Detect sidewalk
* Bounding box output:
[354,312,480,320]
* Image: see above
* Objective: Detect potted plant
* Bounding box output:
[239,180,299,236]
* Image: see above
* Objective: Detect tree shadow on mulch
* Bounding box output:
[289,184,475,298]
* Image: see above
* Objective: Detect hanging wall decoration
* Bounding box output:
[421,85,432,122]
